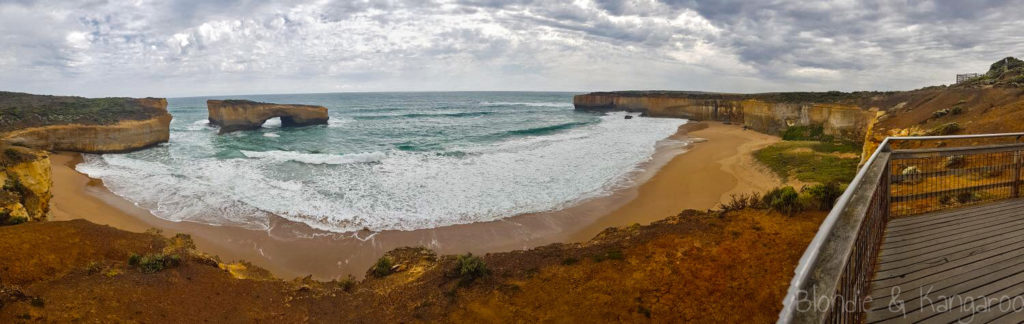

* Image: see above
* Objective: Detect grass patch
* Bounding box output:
[591,249,625,262]
[780,125,832,142]
[753,141,860,183]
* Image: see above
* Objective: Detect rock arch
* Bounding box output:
[207,100,329,134]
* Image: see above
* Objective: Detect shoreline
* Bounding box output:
[49,121,786,280]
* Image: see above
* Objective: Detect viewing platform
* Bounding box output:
[779,133,1024,323]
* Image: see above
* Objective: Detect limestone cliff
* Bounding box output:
[0,92,172,153]
[0,146,51,224]
[574,91,881,142]
[207,100,329,134]
[1,114,172,153]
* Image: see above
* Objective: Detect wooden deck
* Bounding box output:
[865,199,1024,323]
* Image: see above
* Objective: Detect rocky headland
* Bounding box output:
[0,91,172,224]
[0,92,172,153]
[207,99,329,134]
[577,57,1024,162]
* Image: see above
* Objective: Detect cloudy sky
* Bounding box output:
[0,0,1022,97]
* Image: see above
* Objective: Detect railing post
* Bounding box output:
[1014,136,1022,198]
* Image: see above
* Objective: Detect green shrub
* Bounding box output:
[561,257,580,265]
[803,182,843,211]
[926,123,961,136]
[5,216,27,225]
[128,253,180,273]
[951,106,964,115]
[592,249,625,262]
[371,256,394,277]
[338,275,357,292]
[764,186,802,215]
[931,109,949,118]
[455,253,489,280]
[128,253,141,266]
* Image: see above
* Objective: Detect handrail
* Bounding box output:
[777,132,1024,323]
[886,132,1024,141]
[776,137,891,323]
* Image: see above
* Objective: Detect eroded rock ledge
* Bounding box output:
[207,100,329,134]
[0,92,172,153]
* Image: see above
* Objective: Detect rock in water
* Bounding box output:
[207,100,329,134]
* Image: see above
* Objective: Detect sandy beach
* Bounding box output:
[49,121,786,280]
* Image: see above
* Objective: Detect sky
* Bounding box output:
[0,0,1022,98]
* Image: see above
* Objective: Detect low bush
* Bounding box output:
[128,253,181,273]
[338,275,357,292]
[370,256,394,277]
[804,182,844,211]
[4,216,27,225]
[926,122,961,136]
[455,253,489,280]
[764,186,802,216]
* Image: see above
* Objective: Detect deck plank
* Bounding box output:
[865,199,1024,323]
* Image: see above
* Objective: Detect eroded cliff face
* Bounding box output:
[574,93,878,142]
[207,100,329,134]
[0,146,51,224]
[0,97,172,153]
[1,115,172,153]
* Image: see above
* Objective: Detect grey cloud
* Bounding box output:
[0,0,1022,97]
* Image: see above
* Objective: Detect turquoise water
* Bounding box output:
[77,92,687,232]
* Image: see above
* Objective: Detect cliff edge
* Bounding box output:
[0,91,172,153]
[0,145,51,224]
[573,91,884,143]
[207,99,329,134]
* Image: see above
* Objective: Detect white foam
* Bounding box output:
[185,119,212,131]
[77,112,687,233]
[240,150,386,165]
[328,117,351,128]
[262,117,282,128]
[480,101,574,108]
[263,133,280,138]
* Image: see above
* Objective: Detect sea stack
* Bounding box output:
[207,100,329,134]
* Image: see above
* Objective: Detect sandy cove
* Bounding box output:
[49,121,787,280]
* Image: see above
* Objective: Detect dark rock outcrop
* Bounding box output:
[207,100,329,134]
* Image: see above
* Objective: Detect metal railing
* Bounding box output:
[777,132,1024,324]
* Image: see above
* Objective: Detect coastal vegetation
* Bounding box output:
[0,208,827,322]
[0,91,165,133]
[753,141,860,184]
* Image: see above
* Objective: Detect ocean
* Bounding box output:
[76,92,688,233]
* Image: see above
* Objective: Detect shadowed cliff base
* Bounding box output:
[207,99,329,134]
[0,205,825,322]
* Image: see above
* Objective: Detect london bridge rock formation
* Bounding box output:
[207,99,329,134]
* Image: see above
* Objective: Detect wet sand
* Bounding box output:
[49,121,785,280]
